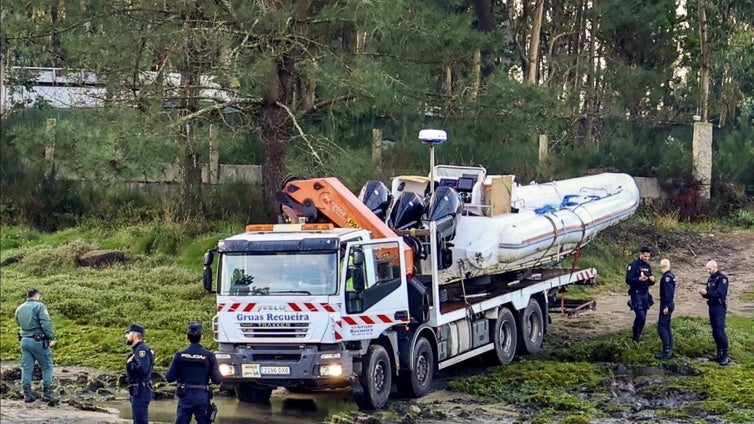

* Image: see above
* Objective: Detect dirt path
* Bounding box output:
[2,230,752,424]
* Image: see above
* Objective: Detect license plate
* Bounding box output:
[241,364,290,377]
[261,366,290,375]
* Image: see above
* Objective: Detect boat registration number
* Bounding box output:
[242,364,290,377]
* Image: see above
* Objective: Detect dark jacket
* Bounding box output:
[625,258,654,294]
[127,341,154,384]
[659,270,676,310]
[703,271,729,306]
[165,343,223,385]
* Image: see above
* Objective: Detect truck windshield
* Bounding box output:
[219,252,338,296]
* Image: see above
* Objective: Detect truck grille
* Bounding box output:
[239,322,309,338]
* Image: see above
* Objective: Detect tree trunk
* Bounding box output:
[697,0,709,122]
[179,71,204,221]
[260,102,289,220]
[526,0,544,84]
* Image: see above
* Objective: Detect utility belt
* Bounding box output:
[19,333,51,348]
[128,381,153,396]
[708,298,727,308]
[176,383,212,399]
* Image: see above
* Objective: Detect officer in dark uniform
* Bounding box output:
[165,323,223,424]
[14,289,58,403]
[699,260,731,366]
[655,259,676,359]
[124,324,154,424]
[626,246,655,342]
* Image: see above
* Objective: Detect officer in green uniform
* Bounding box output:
[14,289,58,403]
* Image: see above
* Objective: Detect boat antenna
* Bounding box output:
[418,129,447,198]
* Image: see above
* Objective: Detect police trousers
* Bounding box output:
[176,388,211,424]
[20,337,54,387]
[129,383,152,424]
[709,303,729,350]
[657,308,673,349]
[630,292,651,334]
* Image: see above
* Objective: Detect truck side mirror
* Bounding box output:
[203,266,214,293]
[351,267,365,291]
[352,250,364,266]
[203,249,215,267]
[203,249,216,293]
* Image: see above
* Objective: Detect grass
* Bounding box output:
[0,222,242,370]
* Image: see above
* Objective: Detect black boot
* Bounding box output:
[708,349,723,362]
[41,385,58,402]
[23,385,36,403]
[655,347,673,359]
[718,350,731,366]
[632,329,641,343]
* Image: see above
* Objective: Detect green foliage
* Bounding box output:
[715,101,754,195]
[0,225,226,370]
[449,361,608,416]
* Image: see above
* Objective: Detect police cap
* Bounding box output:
[125,323,145,335]
[187,322,203,335]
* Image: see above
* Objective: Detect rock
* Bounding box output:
[407,404,421,414]
[0,256,20,266]
[76,250,127,268]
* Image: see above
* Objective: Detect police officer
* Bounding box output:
[165,323,223,424]
[625,246,655,342]
[124,324,154,424]
[655,259,676,359]
[14,289,58,403]
[699,260,731,366]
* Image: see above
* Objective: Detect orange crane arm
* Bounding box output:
[276,177,415,276]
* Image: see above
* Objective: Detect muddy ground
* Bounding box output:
[2,228,752,424]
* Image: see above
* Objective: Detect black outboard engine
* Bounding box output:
[424,186,462,270]
[359,181,393,221]
[387,192,425,230]
[425,186,462,240]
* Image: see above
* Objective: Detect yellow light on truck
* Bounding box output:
[246,224,275,232]
[245,223,334,232]
[301,223,334,231]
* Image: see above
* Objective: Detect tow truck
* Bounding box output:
[202,130,637,409]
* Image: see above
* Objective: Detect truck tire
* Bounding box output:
[397,337,434,398]
[485,307,517,365]
[353,344,392,410]
[236,383,272,404]
[518,297,544,354]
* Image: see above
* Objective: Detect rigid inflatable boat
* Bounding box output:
[361,165,640,285]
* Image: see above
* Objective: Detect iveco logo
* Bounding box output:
[259,304,286,311]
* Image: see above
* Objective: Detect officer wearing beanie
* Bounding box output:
[166,322,223,424]
[124,323,154,424]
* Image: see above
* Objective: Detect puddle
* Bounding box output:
[113,389,358,423]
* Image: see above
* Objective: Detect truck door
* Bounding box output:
[340,238,409,340]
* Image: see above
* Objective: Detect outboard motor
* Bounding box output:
[424,186,462,269]
[425,186,462,239]
[387,192,425,230]
[359,180,393,221]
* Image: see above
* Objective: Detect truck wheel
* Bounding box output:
[236,383,272,404]
[518,297,544,354]
[397,337,434,398]
[353,344,392,410]
[485,307,517,365]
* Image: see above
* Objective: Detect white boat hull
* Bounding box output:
[398,171,639,284]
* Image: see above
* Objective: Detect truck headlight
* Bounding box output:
[319,364,342,377]
[219,363,235,377]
